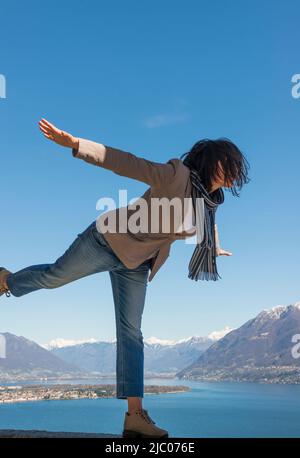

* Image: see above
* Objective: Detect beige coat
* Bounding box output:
[73,138,220,282]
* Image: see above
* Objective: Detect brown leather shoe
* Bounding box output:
[122,408,169,438]
[0,268,12,297]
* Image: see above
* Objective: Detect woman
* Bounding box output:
[0,119,250,438]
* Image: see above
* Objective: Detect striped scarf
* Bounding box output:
[188,168,224,281]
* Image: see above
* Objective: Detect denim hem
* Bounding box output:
[6,275,21,297]
[117,383,144,399]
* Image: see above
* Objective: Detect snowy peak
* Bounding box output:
[293,301,300,310]
[143,330,233,347]
[43,337,114,350]
[208,326,234,341]
[256,301,300,323]
[256,306,286,323]
[145,336,210,347]
[144,336,178,346]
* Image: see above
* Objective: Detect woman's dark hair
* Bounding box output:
[180,138,250,197]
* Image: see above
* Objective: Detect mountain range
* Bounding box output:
[49,334,218,376]
[1,301,300,383]
[0,328,230,379]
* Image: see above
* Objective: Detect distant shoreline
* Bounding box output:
[0,384,190,405]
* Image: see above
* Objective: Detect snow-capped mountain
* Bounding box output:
[144,336,179,346]
[208,326,234,341]
[177,301,300,382]
[43,338,109,350]
[49,329,232,375]
[44,328,232,350]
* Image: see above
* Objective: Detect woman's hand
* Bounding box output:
[39,118,79,149]
[217,248,233,256]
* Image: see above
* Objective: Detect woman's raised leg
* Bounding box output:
[5,221,121,297]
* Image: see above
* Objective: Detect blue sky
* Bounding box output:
[0,0,299,346]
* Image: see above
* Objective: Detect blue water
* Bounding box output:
[1,378,300,437]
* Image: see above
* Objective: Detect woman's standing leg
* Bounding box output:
[109,258,151,409]
[110,260,169,438]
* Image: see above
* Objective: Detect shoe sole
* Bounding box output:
[122,430,169,438]
[0,288,11,297]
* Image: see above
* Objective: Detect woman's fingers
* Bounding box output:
[39,126,54,139]
[39,125,49,134]
[39,120,52,130]
[40,118,56,129]
[39,123,55,135]
[39,122,52,134]
[40,128,53,139]
[218,249,233,256]
[39,119,61,135]
[38,118,76,148]
[39,121,57,142]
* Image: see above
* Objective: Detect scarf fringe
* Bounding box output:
[188,246,222,281]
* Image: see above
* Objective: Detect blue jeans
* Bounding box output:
[6,221,152,399]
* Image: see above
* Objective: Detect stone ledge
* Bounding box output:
[0,429,122,438]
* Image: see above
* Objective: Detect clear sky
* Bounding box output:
[0,0,299,346]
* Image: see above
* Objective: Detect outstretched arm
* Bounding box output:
[39,118,179,187]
